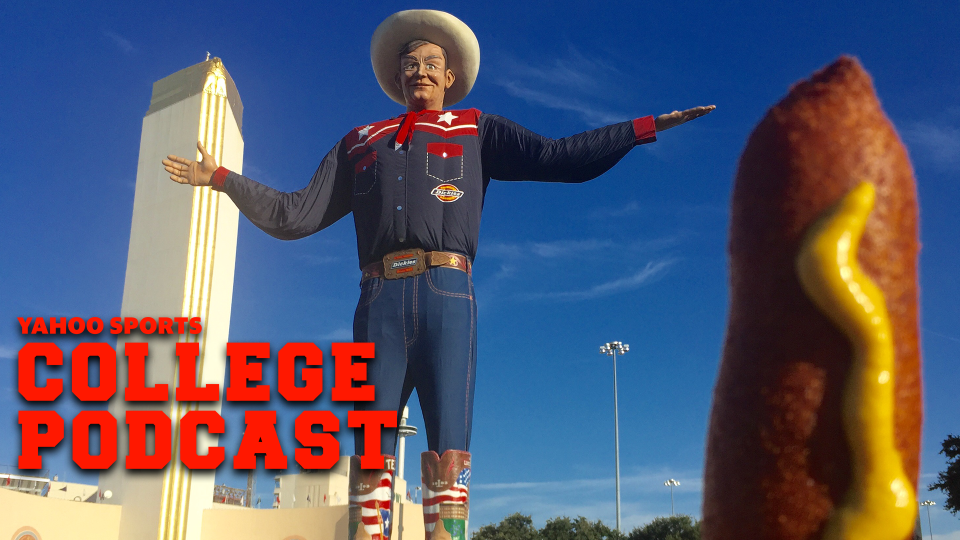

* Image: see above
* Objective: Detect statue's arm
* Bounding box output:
[208,140,353,240]
[477,113,656,183]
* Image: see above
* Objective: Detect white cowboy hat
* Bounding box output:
[371,10,480,107]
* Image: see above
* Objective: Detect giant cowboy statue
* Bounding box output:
[163,10,714,540]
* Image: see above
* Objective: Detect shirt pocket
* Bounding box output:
[353,149,378,195]
[426,143,463,182]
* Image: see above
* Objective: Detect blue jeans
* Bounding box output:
[352,266,478,455]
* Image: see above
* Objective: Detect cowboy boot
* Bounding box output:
[421,450,471,540]
[349,455,397,540]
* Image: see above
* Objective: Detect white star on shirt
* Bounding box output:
[357,125,373,139]
[437,112,458,125]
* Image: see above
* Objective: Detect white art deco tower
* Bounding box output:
[99,57,243,540]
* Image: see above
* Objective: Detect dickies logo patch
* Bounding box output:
[391,257,420,270]
[431,184,464,202]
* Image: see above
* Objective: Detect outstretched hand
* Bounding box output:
[655,105,716,132]
[162,141,218,186]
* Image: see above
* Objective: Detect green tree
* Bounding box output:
[626,515,700,540]
[539,516,623,540]
[929,434,960,515]
[472,513,541,540]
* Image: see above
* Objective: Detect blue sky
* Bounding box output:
[2,0,958,536]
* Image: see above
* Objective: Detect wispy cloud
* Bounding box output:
[1,385,18,403]
[0,343,19,404]
[500,46,621,95]
[901,117,960,170]
[241,163,278,187]
[317,328,353,341]
[103,30,135,55]
[295,253,342,266]
[529,239,618,257]
[471,468,702,530]
[497,81,627,127]
[601,201,641,218]
[475,473,702,494]
[477,236,681,307]
[587,201,728,221]
[483,236,682,260]
[492,46,634,127]
[483,238,616,259]
[516,259,674,301]
[923,327,960,344]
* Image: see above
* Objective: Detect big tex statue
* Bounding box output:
[164,10,713,540]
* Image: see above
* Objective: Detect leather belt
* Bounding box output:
[362,249,471,281]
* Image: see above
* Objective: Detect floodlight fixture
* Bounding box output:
[599,341,629,531]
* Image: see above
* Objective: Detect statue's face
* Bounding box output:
[396,42,455,110]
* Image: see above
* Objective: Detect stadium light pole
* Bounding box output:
[600,341,628,532]
[920,500,936,540]
[664,479,680,516]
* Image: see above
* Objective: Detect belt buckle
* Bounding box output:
[383,248,427,279]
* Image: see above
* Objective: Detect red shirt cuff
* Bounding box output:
[210,166,230,191]
[632,116,657,145]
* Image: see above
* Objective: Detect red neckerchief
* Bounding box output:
[394,109,437,149]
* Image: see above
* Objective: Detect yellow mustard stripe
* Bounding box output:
[795,181,916,540]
